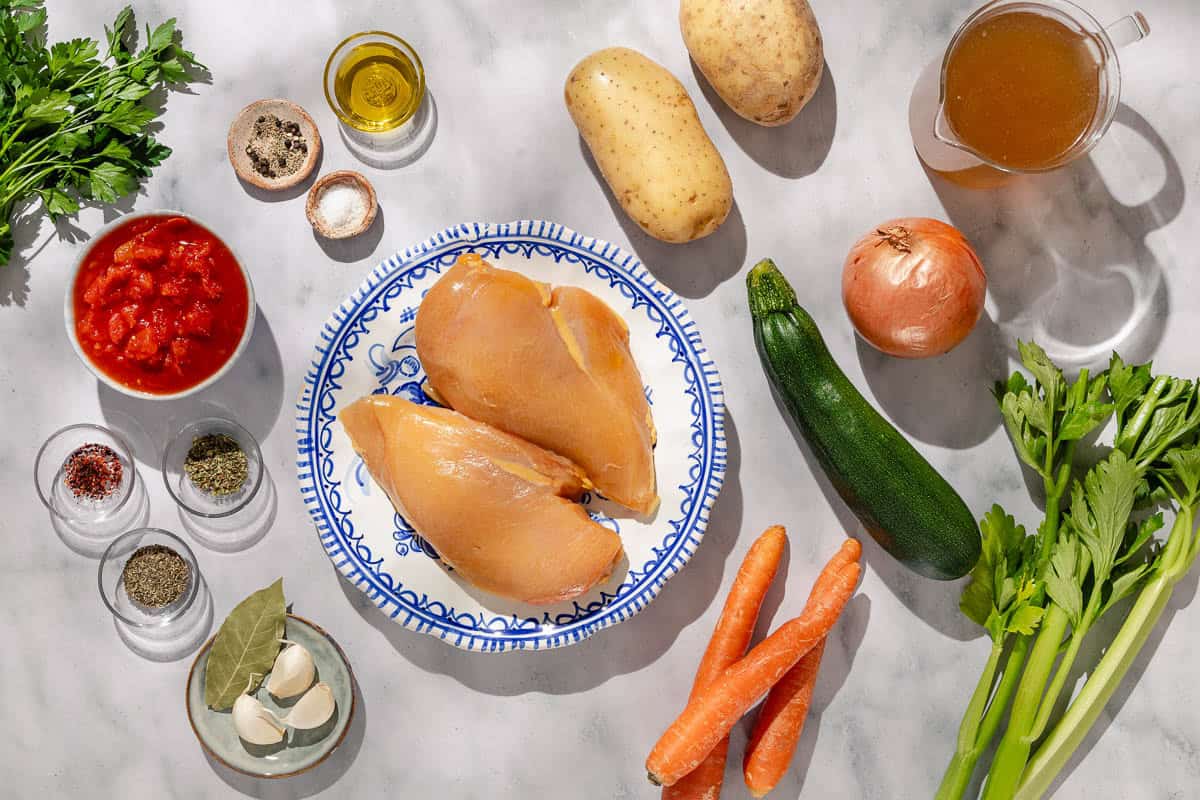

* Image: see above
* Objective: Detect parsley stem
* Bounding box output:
[0,116,97,187]
[0,120,30,164]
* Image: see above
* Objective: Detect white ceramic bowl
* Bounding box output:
[65,210,257,401]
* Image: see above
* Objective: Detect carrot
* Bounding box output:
[647,548,862,787]
[797,539,861,603]
[742,538,862,797]
[743,640,827,797]
[664,525,788,800]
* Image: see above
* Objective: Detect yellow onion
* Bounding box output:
[842,218,986,358]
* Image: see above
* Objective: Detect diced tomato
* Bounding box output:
[108,313,131,345]
[180,302,214,337]
[126,269,154,299]
[80,310,106,342]
[113,238,165,267]
[150,305,178,340]
[159,277,191,298]
[168,242,189,270]
[200,275,224,300]
[123,326,161,363]
[169,338,192,369]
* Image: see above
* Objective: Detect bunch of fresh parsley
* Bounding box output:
[0,0,203,265]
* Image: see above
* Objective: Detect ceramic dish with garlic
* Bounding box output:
[185,580,355,778]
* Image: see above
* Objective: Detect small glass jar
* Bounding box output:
[324,31,435,168]
[35,423,149,556]
[99,528,212,661]
[163,417,275,552]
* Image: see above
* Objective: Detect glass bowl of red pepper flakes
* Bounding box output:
[65,211,256,400]
[34,422,150,552]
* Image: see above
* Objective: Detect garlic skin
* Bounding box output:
[284,682,336,730]
[232,694,286,745]
[266,642,315,699]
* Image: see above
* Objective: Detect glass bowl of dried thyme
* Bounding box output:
[99,528,201,629]
[162,417,264,519]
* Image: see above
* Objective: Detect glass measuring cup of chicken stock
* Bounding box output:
[910,0,1149,187]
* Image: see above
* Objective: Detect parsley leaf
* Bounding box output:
[0,1,203,266]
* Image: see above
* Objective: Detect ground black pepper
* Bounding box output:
[63,443,123,501]
[244,113,308,179]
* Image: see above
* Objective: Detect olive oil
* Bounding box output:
[332,41,422,131]
[943,10,1101,171]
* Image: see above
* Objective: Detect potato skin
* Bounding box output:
[680,0,824,127]
[565,47,732,244]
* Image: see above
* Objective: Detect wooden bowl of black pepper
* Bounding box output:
[227,99,322,191]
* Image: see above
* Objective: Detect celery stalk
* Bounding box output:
[1015,504,1199,799]
[1014,584,1171,800]
[981,605,1071,799]
[936,636,1031,800]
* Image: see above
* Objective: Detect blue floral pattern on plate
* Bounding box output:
[296,221,725,652]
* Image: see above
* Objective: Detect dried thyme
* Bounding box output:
[123,545,191,608]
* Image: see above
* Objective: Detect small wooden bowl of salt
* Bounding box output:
[306,171,378,240]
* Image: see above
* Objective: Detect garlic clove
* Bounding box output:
[232,693,286,745]
[284,682,336,730]
[266,642,315,699]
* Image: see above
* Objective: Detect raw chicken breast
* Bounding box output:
[416,254,658,514]
[339,395,624,605]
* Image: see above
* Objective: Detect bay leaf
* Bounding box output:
[204,578,286,710]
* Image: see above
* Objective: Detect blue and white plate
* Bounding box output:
[296,221,725,652]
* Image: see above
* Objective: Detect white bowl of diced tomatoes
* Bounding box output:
[65,210,256,400]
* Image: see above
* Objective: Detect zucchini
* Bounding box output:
[748,258,980,580]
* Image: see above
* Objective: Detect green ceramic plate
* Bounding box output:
[186,613,356,778]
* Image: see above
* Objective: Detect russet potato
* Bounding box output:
[565,47,733,244]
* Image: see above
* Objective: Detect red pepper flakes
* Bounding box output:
[63,443,123,501]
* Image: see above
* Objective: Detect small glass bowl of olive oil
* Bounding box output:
[324,31,425,133]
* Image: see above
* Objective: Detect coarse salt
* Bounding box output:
[315,182,369,232]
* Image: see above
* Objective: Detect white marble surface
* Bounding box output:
[2,1,1198,797]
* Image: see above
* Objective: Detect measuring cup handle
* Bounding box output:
[1106,12,1150,48]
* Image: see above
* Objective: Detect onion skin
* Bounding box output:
[841,218,986,358]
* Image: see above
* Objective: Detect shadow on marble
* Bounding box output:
[204,679,367,797]
[50,471,151,558]
[855,313,1005,449]
[769,383,981,641]
[0,189,138,308]
[745,593,871,798]
[337,412,746,695]
[690,58,837,180]
[98,306,285,467]
[338,90,439,170]
[578,136,747,299]
[928,104,1182,372]
[314,204,386,263]
[114,577,214,662]
[180,467,279,553]
[0,209,44,308]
